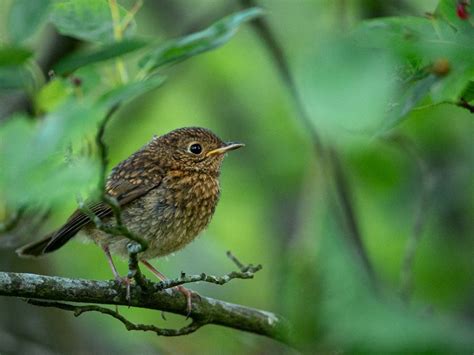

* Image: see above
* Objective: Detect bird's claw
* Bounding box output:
[175,285,199,318]
[114,276,132,304]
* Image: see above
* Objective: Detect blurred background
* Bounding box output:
[0,0,473,354]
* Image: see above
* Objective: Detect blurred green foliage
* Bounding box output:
[0,0,473,353]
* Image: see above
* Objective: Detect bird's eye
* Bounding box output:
[188,143,202,155]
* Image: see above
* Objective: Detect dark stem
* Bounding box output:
[126,242,148,289]
[389,135,434,302]
[457,98,474,114]
[96,104,120,192]
[87,104,149,286]
[328,148,378,287]
[0,207,25,233]
[155,251,262,290]
[26,300,203,337]
[239,0,377,287]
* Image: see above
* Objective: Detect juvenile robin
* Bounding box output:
[17,127,244,311]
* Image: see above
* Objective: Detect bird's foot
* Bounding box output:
[114,275,132,303]
[175,285,200,318]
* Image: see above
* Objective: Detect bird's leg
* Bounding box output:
[102,245,131,301]
[141,260,196,316]
[102,245,121,280]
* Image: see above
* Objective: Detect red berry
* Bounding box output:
[457,2,470,20]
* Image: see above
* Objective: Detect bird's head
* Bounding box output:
[153,127,244,175]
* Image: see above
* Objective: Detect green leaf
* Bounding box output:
[353,16,459,62]
[0,65,36,91]
[354,14,474,124]
[34,78,73,113]
[0,48,41,92]
[0,102,104,207]
[7,0,51,43]
[54,39,149,74]
[384,74,439,129]
[99,75,166,109]
[0,47,33,66]
[460,80,474,102]
[435,0,474,32]
[139,7,264,72]
[430,65,474,103]
[50,0,134,43]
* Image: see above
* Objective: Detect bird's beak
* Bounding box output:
[206,142,245,157]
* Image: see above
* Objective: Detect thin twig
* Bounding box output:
[26,300,203,336]
[96,104,119,192]
[108,0,128,82]
[121,0,143,32]
[457,98,474,113]
[94,107,149,251]
[328,148,377,286]
[239,0,377,288]
[0,207,25,233]
[389,135,434,302]
[77,105,149,289]
[226,250,246,270]
[155,252,263,290]
[239,0,322,154]
[126,242,148,289]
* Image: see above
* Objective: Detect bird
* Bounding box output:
[17,127,244,312]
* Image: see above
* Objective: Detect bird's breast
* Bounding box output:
[135,171,220,258]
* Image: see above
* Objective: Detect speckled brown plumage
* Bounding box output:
[18,127,244,261]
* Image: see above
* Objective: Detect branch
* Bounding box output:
[26,300,203,337]
[80,103,149,290]
[388,135,434,302]
[0,271,290,344]
[155,251,262,290]
[239,0,378,288]
[457,98,474,114]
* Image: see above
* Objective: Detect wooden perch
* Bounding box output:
[0,271,290,344]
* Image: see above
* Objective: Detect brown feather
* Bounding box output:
[19,141,165,257]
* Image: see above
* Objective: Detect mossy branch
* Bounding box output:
[0,271,290,344]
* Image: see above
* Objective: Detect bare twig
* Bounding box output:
[0,207,25,233]
[94,107,145,253]
[457,98,474,114]
[226,250,246,270]
[87,104,149,288]
[121,0,143,32]
[388,135,434,302]
[126,242,148,289]
[96,104,119,192]
[108,0,128,82]
[239,0,377,287]
[26,300,203,337]
[328,148,377,285]
[155,251,262,290]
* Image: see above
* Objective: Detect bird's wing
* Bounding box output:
[43,151,164,253]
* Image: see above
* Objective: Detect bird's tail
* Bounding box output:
[16,234,54,257]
